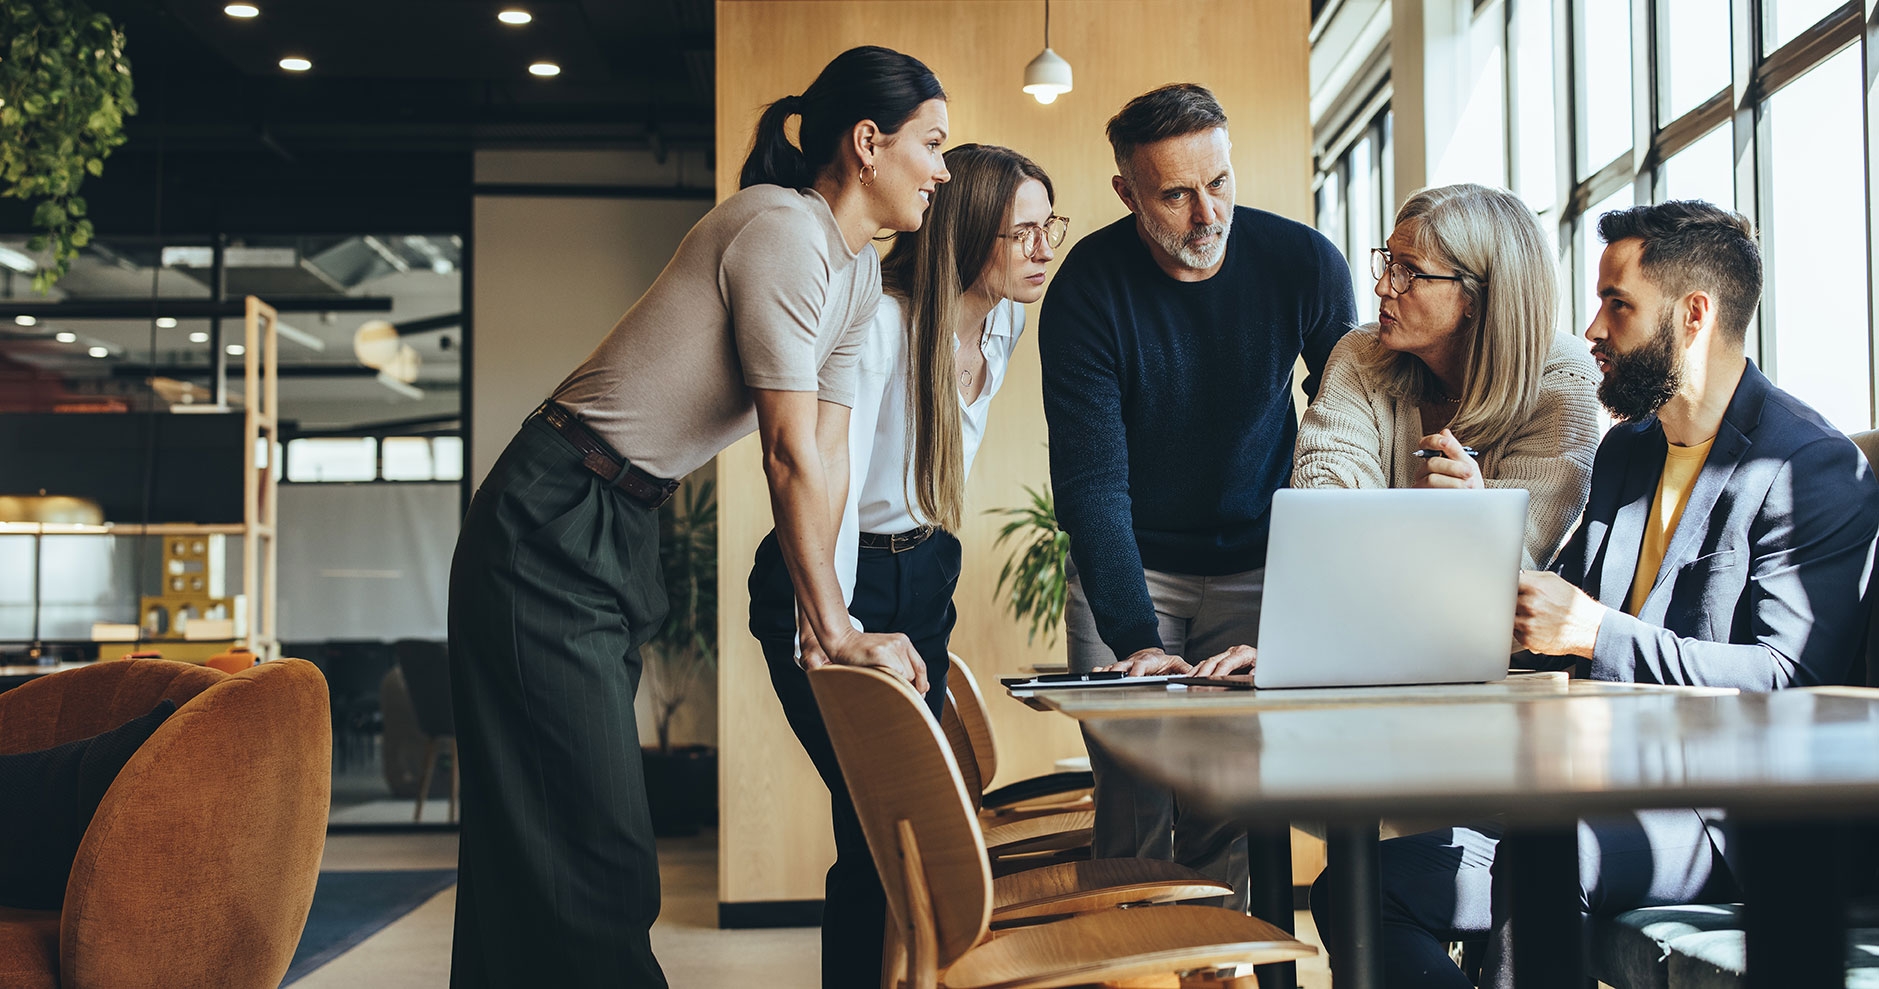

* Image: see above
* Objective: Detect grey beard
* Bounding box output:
[1150,217,1231,269]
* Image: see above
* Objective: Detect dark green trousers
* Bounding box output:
[448,416,670,988]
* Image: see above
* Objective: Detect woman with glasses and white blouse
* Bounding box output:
[746,143,1064,989]
[1291,182,1601,567]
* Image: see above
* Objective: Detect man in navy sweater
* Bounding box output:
[1040,84,1355,910]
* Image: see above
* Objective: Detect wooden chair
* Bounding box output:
[809,664,1315,988]
[939,659,1094,862]
[393,639,458,822]
[945,655,1094,816]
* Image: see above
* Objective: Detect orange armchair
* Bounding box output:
[0,659,332,989]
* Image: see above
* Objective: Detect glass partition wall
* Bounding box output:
[0,231,466,828]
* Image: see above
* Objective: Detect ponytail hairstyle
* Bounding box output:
[739,46,947,190]
[879,144,1054,531]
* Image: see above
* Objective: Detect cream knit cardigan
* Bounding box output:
[1292,324,1603,569]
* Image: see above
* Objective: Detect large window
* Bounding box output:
[1765,45,1867,430]
[1551,0,1874,429]
[1315,109,1395,324]
[1312,0,1875,428]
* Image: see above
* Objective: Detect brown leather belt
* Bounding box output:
[859,526,935,554]
[533,401,681,510]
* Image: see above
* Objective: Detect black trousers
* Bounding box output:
[748,528,960,989]
[447,416,670,988]
[1310,811,1736,989]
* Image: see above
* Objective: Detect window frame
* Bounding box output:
[1553,0,1871,423]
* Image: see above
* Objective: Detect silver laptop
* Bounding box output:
[1252,488,1528,689]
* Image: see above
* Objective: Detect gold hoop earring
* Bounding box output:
[859,163,877,186]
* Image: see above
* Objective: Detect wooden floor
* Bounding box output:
[303,830,1339,988]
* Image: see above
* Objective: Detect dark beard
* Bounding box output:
[1597,305,1684,422]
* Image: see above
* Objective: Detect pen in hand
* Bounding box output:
[1413,446,1478,459]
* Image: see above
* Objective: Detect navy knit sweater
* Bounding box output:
[1039,206,1356,660]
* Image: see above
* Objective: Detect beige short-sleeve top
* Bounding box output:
[551,184,879,480]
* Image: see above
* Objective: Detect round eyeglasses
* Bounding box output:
[997,215,1070,258]
[1371,248,1473,295]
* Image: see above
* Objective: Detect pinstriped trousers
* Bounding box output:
[447,416,670,988]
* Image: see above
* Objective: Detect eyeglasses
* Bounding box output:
[1371,248,1473,295]
[997,215,1070,258]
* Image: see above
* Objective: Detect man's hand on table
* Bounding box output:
[1096,644,1258,677]
[1513,570,1604,659]
[1188,644,1257,677]
[1098,648,1192,676]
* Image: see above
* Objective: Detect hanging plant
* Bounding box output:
[0,0,136,292]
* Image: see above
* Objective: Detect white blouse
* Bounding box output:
[832,293,1025,610]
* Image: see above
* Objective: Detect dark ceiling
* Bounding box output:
[95,0,717,153]
[1,0,718,236]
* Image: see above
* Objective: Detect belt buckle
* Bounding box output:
[647,478,681,510]
[892,528,926,553]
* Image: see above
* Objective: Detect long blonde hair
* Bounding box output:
[879,145,1054,530]
[1363,183,1558,451]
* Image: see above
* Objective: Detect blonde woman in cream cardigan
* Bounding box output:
[1293,183,1601,570]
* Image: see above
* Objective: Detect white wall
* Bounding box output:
[278,482,458,642]
[469,150,716,747]
[470,193,711,489]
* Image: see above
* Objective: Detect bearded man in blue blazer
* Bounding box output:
[1313,199,1879,989]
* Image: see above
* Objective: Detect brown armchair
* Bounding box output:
[0,659,332,989]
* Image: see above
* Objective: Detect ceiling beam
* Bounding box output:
[0,298,395,320]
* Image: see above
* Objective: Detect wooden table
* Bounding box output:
[1014,677,1875,989]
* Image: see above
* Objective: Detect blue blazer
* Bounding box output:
[1552,361,1879,689]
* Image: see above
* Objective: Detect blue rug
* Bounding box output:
[281,869,457,986]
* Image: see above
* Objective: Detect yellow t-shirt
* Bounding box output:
[1627,437,1716,615]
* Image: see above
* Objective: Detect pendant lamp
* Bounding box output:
[1022,0,1072,105]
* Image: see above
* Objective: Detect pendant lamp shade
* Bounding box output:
[1023,47,1073,104]
[1022,0,1072,104]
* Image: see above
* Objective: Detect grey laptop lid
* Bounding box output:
[1253,488,1529,689]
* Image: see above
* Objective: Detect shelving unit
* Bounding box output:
[0,296,281,662]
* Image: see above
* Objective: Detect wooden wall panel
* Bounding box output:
[717,0,1311,907]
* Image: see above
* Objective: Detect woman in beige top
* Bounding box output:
[1292,183,1601,569]
[449,46,950,989]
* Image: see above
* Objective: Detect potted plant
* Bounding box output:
[989,482,1071,646]
[1,0,136,292]
[642,479,718,837]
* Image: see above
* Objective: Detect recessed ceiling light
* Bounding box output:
[498,9,531,24]
[155,316,178,329]
[227,344,246,356]
[279,57,312,72]
[528,61,560,77]
[56,331,77,343]
[13,315,34,327]
[224,3,259,17]
[189,331,210,343]
[88,346,109,358]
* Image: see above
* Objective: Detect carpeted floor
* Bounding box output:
[281,869,459,986]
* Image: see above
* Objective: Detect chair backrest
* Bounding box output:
[1853,429,1879,687]
[63,659,332,989]
[809,665,993,970]
[394,639,455,736]
[939,690,984,804]
[324,639,395,701]
[945,654,999,788]
[0,659,224,754]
